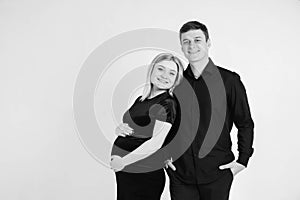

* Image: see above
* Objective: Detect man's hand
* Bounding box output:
[115,123,134,137]
[219,161,246,177]
[110,155,125,172]
[164,157,176,171]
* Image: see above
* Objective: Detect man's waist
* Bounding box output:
[168,153,235,184]
[174,150,235,169]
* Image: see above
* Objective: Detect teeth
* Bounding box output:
[158,78,168,84]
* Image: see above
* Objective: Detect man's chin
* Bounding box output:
[188,58,200,63]
[187,55,201,61]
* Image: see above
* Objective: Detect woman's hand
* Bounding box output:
[164,157,176,171]
[110,155,125,172]
[115,123,134,137]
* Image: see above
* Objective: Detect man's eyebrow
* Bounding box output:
[182,36,203,41]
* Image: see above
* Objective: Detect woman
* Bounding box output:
[110,53,184,200]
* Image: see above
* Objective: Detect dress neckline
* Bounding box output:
[146,91,168,100]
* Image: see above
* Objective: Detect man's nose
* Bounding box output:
[188,41,196,49]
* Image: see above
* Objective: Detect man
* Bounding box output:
[165,21,254,200]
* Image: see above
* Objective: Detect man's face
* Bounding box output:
[180,29,211,63]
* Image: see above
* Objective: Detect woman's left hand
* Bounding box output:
[110,155,125,172]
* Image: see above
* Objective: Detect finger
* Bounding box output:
[121,123,134,131]
[123,127,134,135]
[116,127,128,136]
[167,162,176,171]
[169,157,176,170]
[164,160,170,169]
[123,124,134,130]
[120,124,133,131]
[116,128,127,137]
[123,130,133,135]
[219,165,227,170]
[219,163,231,170]
[118,127,133,135]
[119,133,126,137]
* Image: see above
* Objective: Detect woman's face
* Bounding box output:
[150,60,178,90]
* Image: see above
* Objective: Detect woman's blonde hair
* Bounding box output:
[140,53,184,101]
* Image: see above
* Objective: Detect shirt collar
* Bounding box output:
[185,58,215,79]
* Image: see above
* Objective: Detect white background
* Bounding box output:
[1,0,300,199]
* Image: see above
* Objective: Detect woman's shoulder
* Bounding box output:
[160,93,177,105]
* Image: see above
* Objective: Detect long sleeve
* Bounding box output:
[231,73,254,167]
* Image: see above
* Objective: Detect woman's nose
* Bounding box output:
[160,71,167,78]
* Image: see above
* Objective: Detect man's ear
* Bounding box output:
[207,39,211,48]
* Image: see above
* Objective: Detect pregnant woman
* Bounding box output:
[110,53,184,200]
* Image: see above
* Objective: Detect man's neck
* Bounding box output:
[190,57,209,78]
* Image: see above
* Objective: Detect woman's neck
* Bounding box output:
[148,87,167,99]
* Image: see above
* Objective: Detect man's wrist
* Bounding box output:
[237,153,250,167]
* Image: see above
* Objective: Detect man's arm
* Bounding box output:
[231,73,254,167]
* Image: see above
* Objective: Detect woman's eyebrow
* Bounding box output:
[156,64,165,68]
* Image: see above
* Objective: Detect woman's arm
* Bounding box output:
[111,120,172,169]
[122,120,172,166]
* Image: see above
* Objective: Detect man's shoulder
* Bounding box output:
[215,65,240,80]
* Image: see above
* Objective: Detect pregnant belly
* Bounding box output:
[111,136,150,157]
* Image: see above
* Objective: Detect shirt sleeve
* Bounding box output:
[230,73,254,167]
[149,98,177,124]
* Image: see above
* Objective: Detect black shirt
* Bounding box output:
[166,58,254,184]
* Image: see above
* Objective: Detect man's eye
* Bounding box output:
[158,68,163,71]
[170,73,176,76]
[195,39,201,43]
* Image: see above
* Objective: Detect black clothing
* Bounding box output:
[111,92,177,200]
[115,170,165,200]
[166,58,254,184]
[169,169,233,200]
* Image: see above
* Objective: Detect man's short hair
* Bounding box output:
[179,21,209,41]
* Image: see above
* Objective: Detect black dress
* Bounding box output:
[111,92,177,200]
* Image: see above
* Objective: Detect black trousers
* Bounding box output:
[169,169,233,200]
[115,169,165,200]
